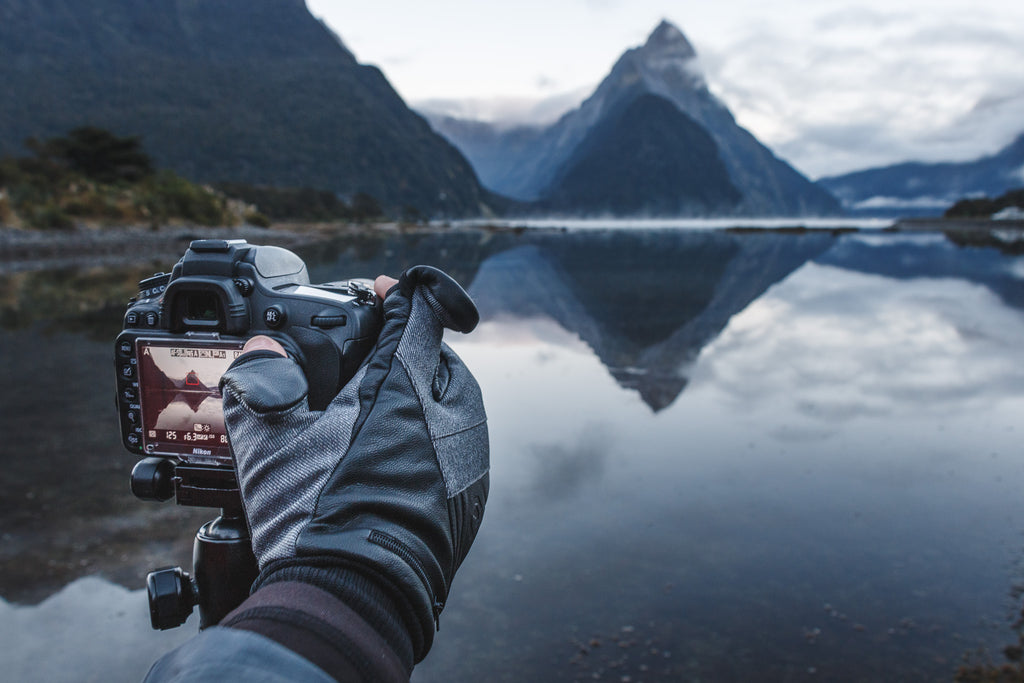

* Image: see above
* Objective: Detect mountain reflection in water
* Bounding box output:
[2,228,1024,681]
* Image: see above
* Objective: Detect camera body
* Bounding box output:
[115,239,381,469]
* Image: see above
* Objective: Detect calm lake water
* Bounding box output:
[2,226,1024,681]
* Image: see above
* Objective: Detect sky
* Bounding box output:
[305,0,1024,178]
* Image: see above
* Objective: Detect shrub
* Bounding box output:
[244,210,271,228]
[0,193,11,225]
[215,182,352,221]
[139,171,232,226]
[26,202,73,229]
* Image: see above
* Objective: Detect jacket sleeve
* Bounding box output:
[144,581,409,683]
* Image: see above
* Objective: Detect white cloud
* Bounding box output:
[708,4,1024,175]
[414,87,592,128]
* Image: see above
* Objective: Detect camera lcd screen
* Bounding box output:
[136,339,245,464]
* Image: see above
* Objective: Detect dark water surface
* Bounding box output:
[2,228,1024,681]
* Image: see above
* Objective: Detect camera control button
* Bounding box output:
[122,386,138,402]
[121,364,135,380]
[144,311,158,327]
[118,339,134,357]
[263,305,286,329]
[126,311,139,327]
[126,409,139,425]
[126,432,142,449]
[311,314,347,329]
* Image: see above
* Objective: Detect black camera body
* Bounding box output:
[115,238,384,630]
[115,239,382,470]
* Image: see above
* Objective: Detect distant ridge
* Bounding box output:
[818,133,1024,214]
[0,0,493,216]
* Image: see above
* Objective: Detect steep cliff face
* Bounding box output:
[426,20,839,216]
[0,0,491,216]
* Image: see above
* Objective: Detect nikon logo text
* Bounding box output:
[192,448,213,456]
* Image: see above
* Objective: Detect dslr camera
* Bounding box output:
[114,239,382,628]
[115,238,381,470]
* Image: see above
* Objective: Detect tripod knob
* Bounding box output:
[131,457,177,502]
[147,567,196,629]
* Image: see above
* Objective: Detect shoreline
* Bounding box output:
[0,222,402,275]
[3,217,1022,274]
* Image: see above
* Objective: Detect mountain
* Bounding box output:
[425,21,839,216]
[0,0,492,217]
[541,94,741,214]
[817,133,1024,214]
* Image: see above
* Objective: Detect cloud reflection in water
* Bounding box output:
[428,247,1024,681]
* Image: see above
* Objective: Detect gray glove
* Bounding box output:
[219,266,489,663]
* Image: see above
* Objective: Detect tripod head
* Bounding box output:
[131,458,258,630]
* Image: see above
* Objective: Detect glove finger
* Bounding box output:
[348,266,474,422]
[390,285,489,498]
[427,343,488,497]
[221,352,309,415]
[220,353,326,566]
[399,265,479,333]
[220,352,317,482]
[388,266,478,394]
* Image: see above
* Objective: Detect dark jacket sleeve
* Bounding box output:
[144,581,409,683]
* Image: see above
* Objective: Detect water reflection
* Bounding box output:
[0,577,194,682]
[303,230,836,411]
[2,229,1024,681]
[0,263,166,339]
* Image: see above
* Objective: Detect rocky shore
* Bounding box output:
[0,222,391,275]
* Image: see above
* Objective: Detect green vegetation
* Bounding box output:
[0,126,392,230]
[214,182,383,223]
[0,127,239,229]
[945,187,1024,218]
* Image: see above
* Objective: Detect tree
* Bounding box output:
[350,191,383,221]
[35,126,154,184]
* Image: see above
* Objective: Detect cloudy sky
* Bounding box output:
[306,0,1024,178]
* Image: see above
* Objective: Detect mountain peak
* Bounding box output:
[645,20,697,60]
[630,19,704,92]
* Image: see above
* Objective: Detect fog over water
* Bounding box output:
[2,226,1023,681]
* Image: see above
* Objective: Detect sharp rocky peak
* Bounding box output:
[644,20,698,60]
[625,19,705,92]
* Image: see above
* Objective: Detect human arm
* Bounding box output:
[144,267,488,682]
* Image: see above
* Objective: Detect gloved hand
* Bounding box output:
[219,266,489,665]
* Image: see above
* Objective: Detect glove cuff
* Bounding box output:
[256,559,415,670]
